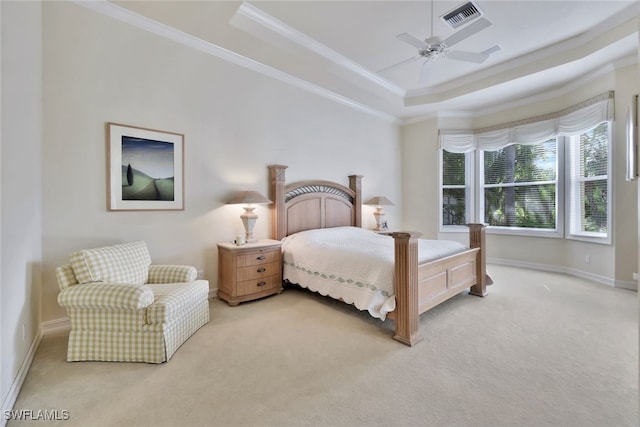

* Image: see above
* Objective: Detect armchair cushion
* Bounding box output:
[69,241,151,285]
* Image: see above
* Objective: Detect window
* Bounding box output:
[438,92,613,241]
[441,150,472,227]
[439,126,611,242]
[480,140,558,232]
[566,122,610,241]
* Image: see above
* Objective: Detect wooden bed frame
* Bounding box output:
[269,165,489,346]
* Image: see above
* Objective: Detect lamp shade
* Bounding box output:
[365,196,394,206]
[227,190,272,205]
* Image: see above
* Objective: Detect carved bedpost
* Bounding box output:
[467,223,490,297]
[390,231,423,347]
[269,165,287,241]
[349,175,362,228]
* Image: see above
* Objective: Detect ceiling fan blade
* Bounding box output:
[378,56,421,73]
[447,50,490,64]
[396,32,428,49]
[481,45,502,55]
[441,17,491,47]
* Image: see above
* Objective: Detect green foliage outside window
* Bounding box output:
[442,151,466,225]
[483,141,557,229]
[577,122,608,233]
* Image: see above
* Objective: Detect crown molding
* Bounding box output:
[232,2,406,98]
[74,0,399,123]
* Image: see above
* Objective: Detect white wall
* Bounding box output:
[1,0,42,414]
[613,64,640,285]
[400,117,439,238]
[401,63,639,285]
[40,1,401,322]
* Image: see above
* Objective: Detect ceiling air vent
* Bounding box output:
[441,1,483,29]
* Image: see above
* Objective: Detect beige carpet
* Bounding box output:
[10,265,638,427]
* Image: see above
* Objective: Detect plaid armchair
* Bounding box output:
[56,241,209,363]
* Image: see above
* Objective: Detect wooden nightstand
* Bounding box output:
[217,239,283,305]
[373,229,395,235]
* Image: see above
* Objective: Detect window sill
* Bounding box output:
[566,233,611,245]
[485,226,563,239]
[440,225,611,245]
[439,225,473,234]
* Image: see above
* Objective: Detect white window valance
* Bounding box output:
[439,91,614,153]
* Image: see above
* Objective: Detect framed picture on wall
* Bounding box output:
[627,94,638,182]
[107,122,184,211]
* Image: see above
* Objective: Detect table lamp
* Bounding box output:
[365,196,394,231]
[227,190,272,243]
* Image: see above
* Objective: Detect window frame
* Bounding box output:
[477,140,564,239]
[439,150,474,233]
[564,122,612,245]
[438,124,612,243]
[438,93,613,243]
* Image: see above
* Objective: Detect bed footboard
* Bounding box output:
[390,224,488,347]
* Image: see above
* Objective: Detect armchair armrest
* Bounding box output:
[57,282,154,310]
[147,265,197,284]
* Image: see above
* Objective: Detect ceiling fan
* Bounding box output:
[380,1,500,78]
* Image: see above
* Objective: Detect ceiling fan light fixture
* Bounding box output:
[419,46,447,62]
[426,51,447,62]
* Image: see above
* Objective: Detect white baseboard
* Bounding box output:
[613,279,639,291]
[1,331,42,427]
[488,258,638,291]
[40,317,71,336]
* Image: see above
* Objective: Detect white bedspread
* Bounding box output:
[281,226,467,320]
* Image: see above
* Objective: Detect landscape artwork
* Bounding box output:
[107,123,184,211]
[121,136,175,201]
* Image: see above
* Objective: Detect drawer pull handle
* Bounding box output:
[257,268,266,273]
[257,281,267,287]
[256,255,266,260]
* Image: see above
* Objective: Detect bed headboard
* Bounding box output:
[269,165,362,240]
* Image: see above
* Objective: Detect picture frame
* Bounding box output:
[626,94,638,181]
[107,122,184,211]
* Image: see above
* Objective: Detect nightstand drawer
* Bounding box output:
[236,261,280,282]
[236,275,282,296]
[237,250,280,267]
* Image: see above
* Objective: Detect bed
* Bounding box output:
[268,165,490,346]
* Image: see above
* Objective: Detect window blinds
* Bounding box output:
[439,91,614,153]
[567,123,609,235]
